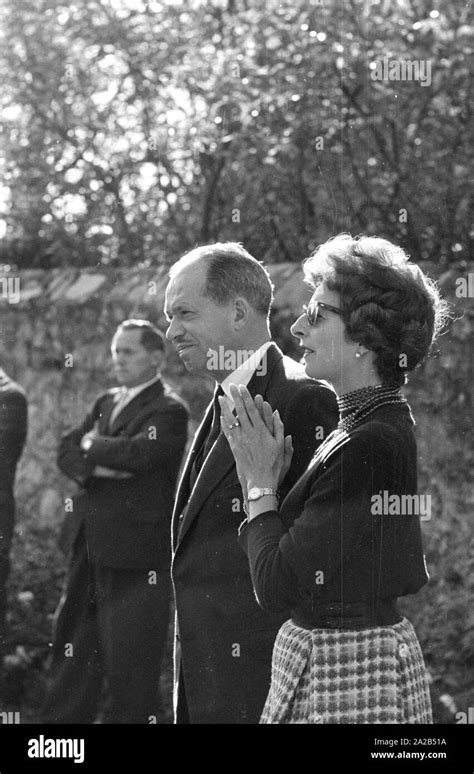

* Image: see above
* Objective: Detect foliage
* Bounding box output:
[0,0,471,268]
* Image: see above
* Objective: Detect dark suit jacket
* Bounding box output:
[0,370,27,549]
[58,379,188,570]
[171,344,338,724]
[239,403,429,618]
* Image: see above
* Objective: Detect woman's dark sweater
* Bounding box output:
[238,404,429,622]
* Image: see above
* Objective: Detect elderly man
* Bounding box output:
[41,319,188,724]
[165,242,338,723]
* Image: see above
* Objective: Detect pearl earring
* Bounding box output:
[355,352,362,358]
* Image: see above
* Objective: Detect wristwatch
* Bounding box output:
[247,487,279,501]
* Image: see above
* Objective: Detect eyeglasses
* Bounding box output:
[302,300,342,327]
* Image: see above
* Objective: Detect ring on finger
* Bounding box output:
[228,420,240,430]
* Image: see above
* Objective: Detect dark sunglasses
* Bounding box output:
[302,300,342,327]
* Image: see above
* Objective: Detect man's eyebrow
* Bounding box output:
[166,303,195,314]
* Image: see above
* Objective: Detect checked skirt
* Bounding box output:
[260,617,433,724]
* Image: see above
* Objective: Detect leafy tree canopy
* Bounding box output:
[0,0,471,268]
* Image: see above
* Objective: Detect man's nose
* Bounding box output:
[166,317,182,341]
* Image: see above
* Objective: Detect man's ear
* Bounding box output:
[151,349,165,369]
[233,298,250,330]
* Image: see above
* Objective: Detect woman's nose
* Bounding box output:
[290,313,307,340]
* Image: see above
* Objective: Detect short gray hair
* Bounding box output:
[169,242,274,318]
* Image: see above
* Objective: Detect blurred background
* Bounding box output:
[0,0,472,723]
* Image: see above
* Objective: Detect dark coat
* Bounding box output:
[58,379,188,570]
[171,344,339,724]
[0,369,27,546]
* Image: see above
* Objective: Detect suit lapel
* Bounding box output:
[174,432,236,548]
[173,344,284,550]
[172,400,213,531]
[108,380,164,435]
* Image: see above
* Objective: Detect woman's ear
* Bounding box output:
[355,342,371,357]
[354,345,378,376]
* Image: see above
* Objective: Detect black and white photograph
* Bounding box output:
[0,0,472,769]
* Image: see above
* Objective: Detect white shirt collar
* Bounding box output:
[114,374,161,403]
[220,342,272,401]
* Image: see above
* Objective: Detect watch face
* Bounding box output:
[248,488,260,500]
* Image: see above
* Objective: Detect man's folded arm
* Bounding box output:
[83,405,188,474]
[57,407,100,484]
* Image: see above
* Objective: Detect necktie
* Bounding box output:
[108,389,129,429]
[190,385,224,484]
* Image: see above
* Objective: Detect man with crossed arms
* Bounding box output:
[41,319,188,723]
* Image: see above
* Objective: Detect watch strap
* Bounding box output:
[247,487,279,501]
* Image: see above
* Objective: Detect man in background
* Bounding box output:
[0,367,27,663]
[165,242,338,723]
[41,319,188,724]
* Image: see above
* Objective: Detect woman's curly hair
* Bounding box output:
[303,234,450,386]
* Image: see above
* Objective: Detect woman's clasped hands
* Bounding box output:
[218,384,293,509]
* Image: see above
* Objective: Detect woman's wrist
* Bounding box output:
[246,477,279,493]
[241,478,280,522]
[247,495,279,522]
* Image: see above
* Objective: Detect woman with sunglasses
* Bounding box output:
[219,233,448,724]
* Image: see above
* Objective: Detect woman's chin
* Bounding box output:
[303,358,333,386]
[302,356,318,380]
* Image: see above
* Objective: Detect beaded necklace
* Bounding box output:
[337,384,407,433]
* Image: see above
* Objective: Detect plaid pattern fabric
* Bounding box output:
[260,617,433,724]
